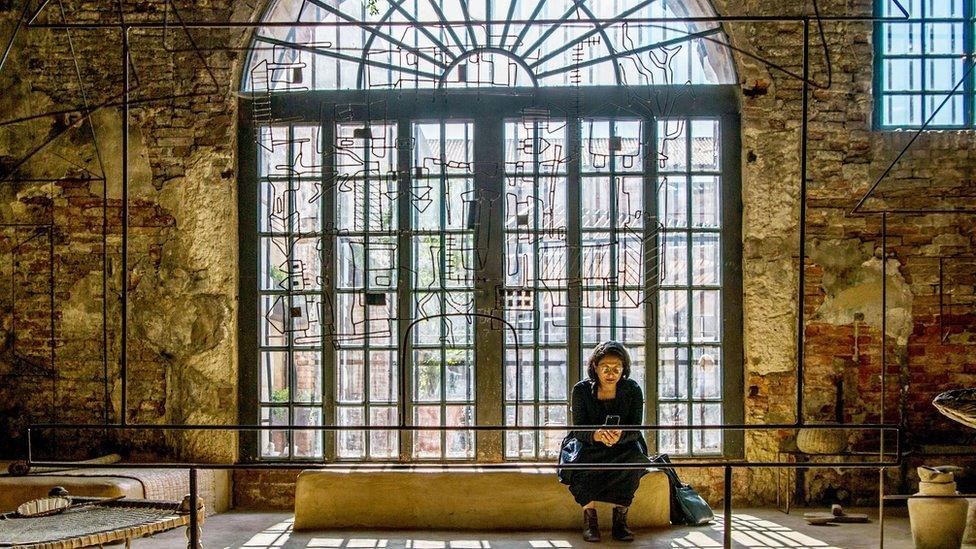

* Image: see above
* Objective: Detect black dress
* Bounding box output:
[560,378,651,507]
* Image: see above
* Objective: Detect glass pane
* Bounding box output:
[616,300,645,343]
[657,119,686,171]
[369,406,398,459]
[445,349,474,402]
[540,349,568,401]
[661,233,687,286]
[882,23,922,55]
[261,295,288,347]
[691,403,722,454]
[692,233,721,286]
[292,237,322,291]
[883,58,922,92]
[582,120,612,171]
[369,350,398,403]
[260,407,290,458]
[336,237,365,289]
[659,347,689,400]
[582,176,611,228]
[926,94,964,126]
[692,347,722,400]
[926,58,963,92]
[541,405,569,459]
[658,176,688,228]
[293,407,323,458]
[539,291,567,344]
[692,176,721,228]
[337,350,364,403]
[259,351,289,403]
[660,290,689,344]
[690,119,719,171]
[925,23,963,55]
[506,405,536,457]
[692,290,721,343]
[293,351,322,403]
[337,406,365,459]
[884,94,922,126]
[445,405,474,459]
[659,403,689,455]
[414,405,441,459]
[415,350,442,402]
[614,120,643,171]
[260,237,290,291]
[617,176,644,227]
[505,350,535,401]
[581,232,612,281]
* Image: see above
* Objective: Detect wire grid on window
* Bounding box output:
[503,118,571,460]
[411,121,477,460]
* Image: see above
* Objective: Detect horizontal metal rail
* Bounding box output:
[25,15,915,31]
[23,460,900,471]
[29,422,899,431]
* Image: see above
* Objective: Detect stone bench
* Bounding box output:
[294,467,670,531]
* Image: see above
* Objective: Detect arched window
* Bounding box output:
[239,0,743,462]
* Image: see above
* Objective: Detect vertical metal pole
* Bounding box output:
[724,465,733,548]
[879,215,887,549]
[796,17,810,426]
[189,468,200,548]
[880,213,887,431]
[878,466,885,549]
[120,25,130,426]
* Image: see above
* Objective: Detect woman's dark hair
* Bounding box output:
[586,340,632,382]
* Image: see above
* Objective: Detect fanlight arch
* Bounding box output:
[243,0,738,92]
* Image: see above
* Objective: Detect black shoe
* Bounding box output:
[582,508,601,542]
[612,506,634,542]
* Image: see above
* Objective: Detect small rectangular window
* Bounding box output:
[875,0,975,129]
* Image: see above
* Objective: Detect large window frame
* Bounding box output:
[873,0,976,129]
[238,86,744,462]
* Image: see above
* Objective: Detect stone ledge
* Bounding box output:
[294,467,670,531]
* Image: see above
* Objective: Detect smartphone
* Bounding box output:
[604,415,621,426]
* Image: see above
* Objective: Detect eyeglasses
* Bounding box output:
[600,366,624,374]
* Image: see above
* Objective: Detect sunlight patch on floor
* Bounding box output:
[670,514,844,549]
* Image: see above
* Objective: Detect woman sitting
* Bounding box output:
[559,340,650,543]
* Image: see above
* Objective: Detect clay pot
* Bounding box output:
[795,428,848,454]
[908,467,968,549]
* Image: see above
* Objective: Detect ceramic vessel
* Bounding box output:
[908,468,968,549]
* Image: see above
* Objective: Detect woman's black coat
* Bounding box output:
[559,377,651,507]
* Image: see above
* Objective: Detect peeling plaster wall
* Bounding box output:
[1,0,975,507]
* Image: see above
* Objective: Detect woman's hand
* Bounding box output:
[595,429,623,446]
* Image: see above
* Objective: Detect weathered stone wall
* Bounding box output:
[0,0,257,461]
[0,0,973,508]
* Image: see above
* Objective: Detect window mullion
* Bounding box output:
[567,118,583,391]
[322,120,337,461]
[397,118,413,462]
[474,114,505,462]
[644,116,659,455]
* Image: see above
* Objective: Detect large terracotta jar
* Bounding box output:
[908,467,968,549]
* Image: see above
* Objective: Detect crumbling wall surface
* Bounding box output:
[0,0,251,461]
[714,0,976,506]
[0,0,974,507]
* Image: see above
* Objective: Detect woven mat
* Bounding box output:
[41,469,192,501]
[0,504,186,546]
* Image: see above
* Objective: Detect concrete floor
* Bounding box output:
[137,507,922,548]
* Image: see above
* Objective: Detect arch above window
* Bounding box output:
[243,0,738,92]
